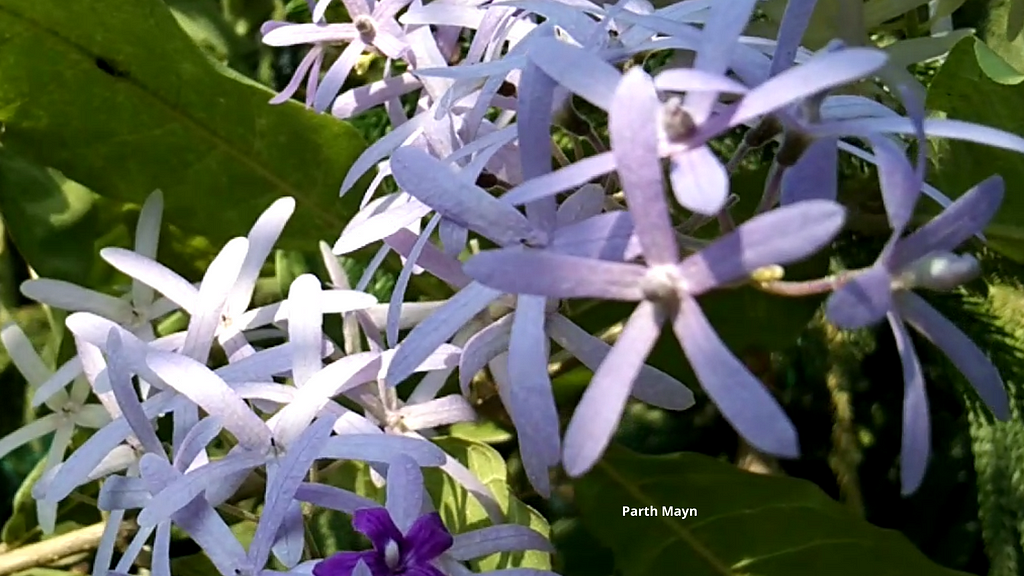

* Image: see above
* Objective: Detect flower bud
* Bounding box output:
[897,252,981,292]
[776,130,814,167]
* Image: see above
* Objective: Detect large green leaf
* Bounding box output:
[0,150,105,285]
[423,437,552,571]
[574,445,970,576]
[927,37,1024,261]
[0,0,369,250]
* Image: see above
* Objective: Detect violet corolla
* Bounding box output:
[464,68,846,476]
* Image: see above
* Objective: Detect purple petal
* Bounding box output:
[563,301,663,477]
[404,512,454,563]
[385,282,501,386]
[262,23,358,45]
[334,193,431,255]
[313,40,366,112]
[767,0,819,76]
[296,483,378,514]
[528,38,621,112]
[390,147,545,247]
[459,315,514,397]
[550,211,635,260]
[668,145,729,216]
[250,416,336,571]
[387,215,441,348]
[896,292,1009,420]
[352,507,403,551]
[610,68,679,265]
[507,296,560,495]
[181,237,249,363]
[731,48,888,126]
[225,197,296,319]
[654,68,749,95]
[313,551,378,576]
[464,249,646,300]
[271,505,306,569]
[145,351,272,450]
[673,295,799,457]
[684,0,759,121]
[319,434,446,466]
[105,330,163,455]
[518,59,557,181]
[173,416,223,472]
[98,249,198,314]
[809,118,1024,155]
[288,274,324,387]
[780,138,838,204]
[868,137,919,231]
[887,314,929,495]
[825,265,894,329]
[385,454,425,533]
[332,73,422,118]
[545,314,694,410]
[269,352,380,447]
[555,184,605,226]
[384,229,471,289]
[500,152,616,207]
[19,279,132,323]
[449,525,553,561]
[677,199,846,294]
[890,176,1004,270]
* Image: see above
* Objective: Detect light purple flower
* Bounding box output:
[826,165,1010,494]
[463,68,847,476]
[262,0,413,111]
[384,143,692,493]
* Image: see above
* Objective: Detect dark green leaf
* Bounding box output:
[0,0,369,250]
[575,445,970,576]
[0,150,103,285]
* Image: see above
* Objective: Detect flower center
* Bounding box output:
[384,539,402,570]
[640,266,682,306]
[354,15,376,40]
[661,97,696,142]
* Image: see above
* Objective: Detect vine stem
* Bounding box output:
[0,522,108,576]
[755,269,862,297]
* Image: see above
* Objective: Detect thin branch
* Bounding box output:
[0,522,107,576]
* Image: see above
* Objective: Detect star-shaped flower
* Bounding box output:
[464,68,847,475]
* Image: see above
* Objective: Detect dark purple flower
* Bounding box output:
[314,508,453,576]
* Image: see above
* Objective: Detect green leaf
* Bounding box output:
[448,421,514,444]
[1,455,46,545]
[0,0,369,251]
[575,445,971,576]
[0,150,103,285]
[978,0,1024,77]
[975,39,1024,84]
[166,0,242,64]
[927,37,1024,261]
[424,437,552,571]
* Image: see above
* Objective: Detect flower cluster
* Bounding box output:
[3,0,1024,574]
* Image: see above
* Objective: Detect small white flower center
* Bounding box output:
[640,266,682,305]
[384,539,402,569]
